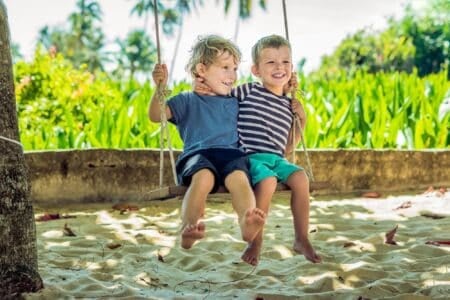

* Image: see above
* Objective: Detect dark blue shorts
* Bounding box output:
[176,148,250,193]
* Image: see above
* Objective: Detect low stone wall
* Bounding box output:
[25,149,450,205]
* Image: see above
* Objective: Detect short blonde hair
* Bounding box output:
[186,35,241,77]
[251,35,291,65]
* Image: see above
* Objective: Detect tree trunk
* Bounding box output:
[0,1,44,297]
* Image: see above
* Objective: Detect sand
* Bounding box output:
[25,189,450,299]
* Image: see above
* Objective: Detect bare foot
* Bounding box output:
[181,222,205,249]
[241,238,262,266]
[293,238,322,263]
[240,208,265,242]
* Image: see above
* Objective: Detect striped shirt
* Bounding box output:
[231,82,293,156]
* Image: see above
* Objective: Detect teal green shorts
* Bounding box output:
[249,153,303,186]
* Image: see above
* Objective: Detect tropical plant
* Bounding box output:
[114,29,157,80]
[317,0,449,78]
[14,49,449,150]
[37,0,108,72]
[222,0,267,41]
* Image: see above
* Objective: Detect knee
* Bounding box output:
[226,170,248,181]
[224,170,251,188]
[257,177,278,193]
[286,171,309,191]
[191,169,215,186]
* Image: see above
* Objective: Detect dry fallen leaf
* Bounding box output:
[420,212,446,219]
[394,201,412,210]
[63,223,76,237]
[361,191,381,198]
[343,242,357,248]
[112,203,139,214]
[36,213,60,222]
[425,240,450,247]
[385,225,398,245]
[106,243,122,249]
[36,213,76,222]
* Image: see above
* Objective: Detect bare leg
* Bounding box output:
[225,171,265,244]
[286,171,321,263]
[242,177,277,266]
[180,169,214,249]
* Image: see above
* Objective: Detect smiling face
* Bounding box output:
[196,51,238,96]
[251,46,292,96]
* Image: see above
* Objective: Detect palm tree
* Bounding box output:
[37,0,108,72]
[115,29,157,79]
[223,0,267,42]
[0,1,43,296]
[130,0,203,81]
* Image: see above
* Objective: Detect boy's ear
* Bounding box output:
[195,63,207,77]
[251,65,260,77]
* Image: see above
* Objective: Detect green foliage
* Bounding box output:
[14,50,448,150]
[114,30,157,80]
[38,0,107,72]
[301,70,449,149]
[397,0,450,78]
[14,48,184,150]
[317,0,449,78]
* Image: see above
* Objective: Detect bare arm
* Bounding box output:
[285,104,305,157]
[148,63,172,122]
[284,72,306,157]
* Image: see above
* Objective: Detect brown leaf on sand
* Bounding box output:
[343,242,357,248]
[63,223,76,236]
[361,191,381,198]
[425,240,450,247]
[36,213,76,222]
[106,243,122,249]
[385,225,398,245]
[112,203,139,214]
[394,201,412,210]
[420,212,445,219]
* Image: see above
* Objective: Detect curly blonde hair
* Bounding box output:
[186,35,241,77]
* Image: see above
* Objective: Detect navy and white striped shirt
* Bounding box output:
[231,82,293,156]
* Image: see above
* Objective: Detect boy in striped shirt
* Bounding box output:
[196,35,321,266]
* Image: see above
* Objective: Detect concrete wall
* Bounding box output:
[25,149,450,205]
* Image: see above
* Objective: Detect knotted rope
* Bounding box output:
[282,0,315,181]
[153,0,178,187]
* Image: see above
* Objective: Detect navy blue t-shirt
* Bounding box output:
[167,92,243,162]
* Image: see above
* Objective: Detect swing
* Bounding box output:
[147,0,330,201]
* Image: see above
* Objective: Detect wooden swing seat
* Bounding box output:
[147,181,330,201]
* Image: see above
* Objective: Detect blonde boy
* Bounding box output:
[149,35,265,250]
[236,35,321,265]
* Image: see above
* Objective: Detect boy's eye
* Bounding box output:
[283,60,291,64]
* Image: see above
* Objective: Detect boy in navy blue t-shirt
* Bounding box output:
[149,35,265,252]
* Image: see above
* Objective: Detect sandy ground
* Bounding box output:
[25,189,450,299]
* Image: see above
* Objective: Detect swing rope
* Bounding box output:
[153,0,178,187]
[150,0,314,191]
[282,0,315,181]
